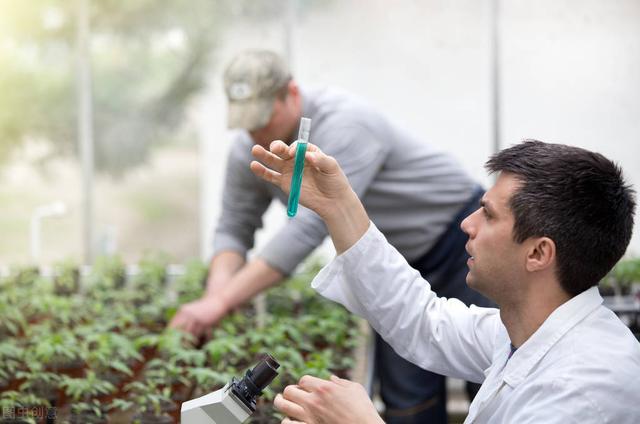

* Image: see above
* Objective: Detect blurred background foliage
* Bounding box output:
[1,0,637,266]
[0,0,318,176]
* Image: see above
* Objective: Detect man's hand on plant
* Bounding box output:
[168,294,227,338]
[274,375,384,424]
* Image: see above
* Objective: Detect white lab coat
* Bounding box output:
[312,223,640,423]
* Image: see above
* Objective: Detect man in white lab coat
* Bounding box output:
[250,139,640,423]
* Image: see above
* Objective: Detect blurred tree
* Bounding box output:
[0,0,225,175]
[0,0,322,175]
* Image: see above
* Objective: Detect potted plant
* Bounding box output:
[62,371,116,413]
[203,331,247,369]
[131,252,169,296]
[0,254,365,424]
[175,259,208,304]
[52,259,81,296]
[186,367,233,398]
[83,332,141,388]
[4,265,40,288]
[613,258,640,295]
[16,363,62,407]
[29,329,85,376]
[46,296,86,329]
[0,391,50,424]
[135,328,195,360]
[134,299,173,332]
[87,255,126,293]
[0,341,23,391]
[143,358,191,404]
[0,303,26,339]
[116,380,174,424]
[69,399,112,424]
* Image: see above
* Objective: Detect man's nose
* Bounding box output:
[460,210,477,237]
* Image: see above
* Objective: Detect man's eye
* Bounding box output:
[482,208,491,219]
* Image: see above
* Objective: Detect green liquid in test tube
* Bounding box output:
[287,117,312,217]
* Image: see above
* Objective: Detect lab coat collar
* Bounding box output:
[502,286,603,387]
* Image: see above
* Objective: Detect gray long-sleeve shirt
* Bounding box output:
[213,87,478,274]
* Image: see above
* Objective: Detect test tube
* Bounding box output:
[287,117,312,217]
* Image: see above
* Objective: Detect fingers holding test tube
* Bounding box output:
[251,141,346,217]
[250,140,289,175]
[250,140,370,254]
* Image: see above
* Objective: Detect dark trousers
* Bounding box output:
[374,187,494,423]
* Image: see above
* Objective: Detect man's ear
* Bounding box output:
[525,237,556,272]
[288,80,299,97]
[288,80,302,113]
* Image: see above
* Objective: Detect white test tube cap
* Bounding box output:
[298,117,311,142]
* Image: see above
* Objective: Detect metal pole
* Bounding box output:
[76,0,95,265]
[30,216,40,263]
[252,0,299,330]
[490,0,501,155]
[284,0,295,69]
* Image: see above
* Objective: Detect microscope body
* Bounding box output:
[180,382,252,424]
[181,354,280,424]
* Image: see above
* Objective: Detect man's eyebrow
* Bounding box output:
[479,199,496,214]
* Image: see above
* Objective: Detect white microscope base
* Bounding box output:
[181,383,253,424]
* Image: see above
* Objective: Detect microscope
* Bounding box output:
[181,354,280,424]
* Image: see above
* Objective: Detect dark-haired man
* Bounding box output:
[170,49,493,422]
[250,139,640,423]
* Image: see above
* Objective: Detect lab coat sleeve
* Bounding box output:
[312,222,502,383]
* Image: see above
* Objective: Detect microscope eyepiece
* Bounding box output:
[231,353,280,412]
[249,354,280,390]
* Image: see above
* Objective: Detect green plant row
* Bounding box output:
[600,257,640,296]
[0,256,361,423]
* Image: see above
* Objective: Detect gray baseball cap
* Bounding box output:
[223,50,291,131]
